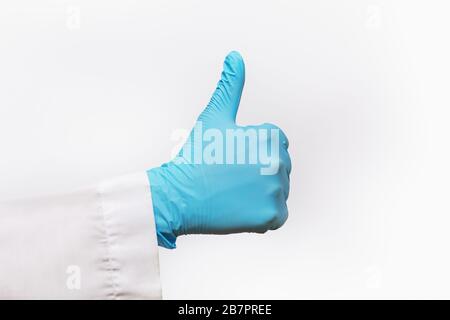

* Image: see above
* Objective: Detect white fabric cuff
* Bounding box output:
[97,173,162,299]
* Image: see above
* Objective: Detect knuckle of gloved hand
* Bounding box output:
[261,122,289,148]
[255,185,286,231]
[284,154,292,174]
[261,157,284,176]
[265,175,285,198]
[277,158,287,172]
[270,209,288,230]
[257,208,280,232]
[258,201,288,232]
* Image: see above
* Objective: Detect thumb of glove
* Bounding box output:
[198,51,245,125]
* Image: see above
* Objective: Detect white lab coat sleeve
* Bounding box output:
[0,172,162,299]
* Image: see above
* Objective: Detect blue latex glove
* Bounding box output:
[147,51,291,249]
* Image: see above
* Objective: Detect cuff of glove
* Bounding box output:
[147,167,178,249]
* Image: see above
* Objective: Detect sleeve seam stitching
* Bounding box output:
[97,183,121,300]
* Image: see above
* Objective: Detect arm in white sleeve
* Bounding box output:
[0,173,161,299]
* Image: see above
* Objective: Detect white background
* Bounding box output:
[1,0,449,299]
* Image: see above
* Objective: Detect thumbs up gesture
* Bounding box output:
[147,52,291,249]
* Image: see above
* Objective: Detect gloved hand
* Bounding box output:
[147,51,291,248]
